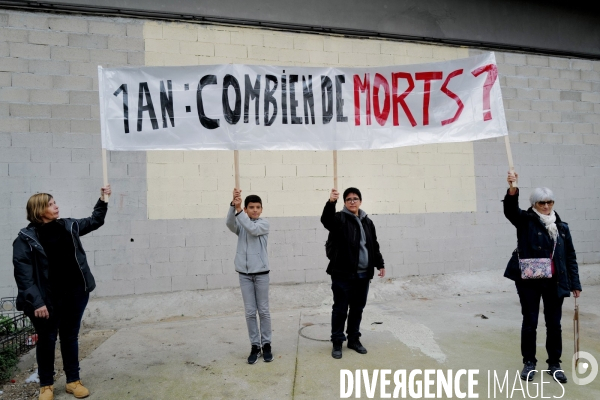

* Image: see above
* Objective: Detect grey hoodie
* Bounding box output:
[342,206,369,273]
[226,206,270,274]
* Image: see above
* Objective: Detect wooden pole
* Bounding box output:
[234,150,240,189]
[333,150,338,190]
[101,148,110,202]
[504,135,517,188]
[574,297,579,367]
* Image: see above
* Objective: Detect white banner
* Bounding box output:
[98,53,507,151]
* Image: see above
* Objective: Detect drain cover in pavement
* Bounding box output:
[299,323,331,342]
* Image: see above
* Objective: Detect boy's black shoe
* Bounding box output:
[547,364,567,383]
[348,339,367,354]
[248,345,261,364]
[332,341,343,359]
[262,343,273,362]
[520,361,536,381]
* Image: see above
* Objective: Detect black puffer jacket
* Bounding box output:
[503,189,582,298]
[320,200,384,279]
[12,199,107,314]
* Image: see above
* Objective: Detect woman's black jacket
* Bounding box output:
[503,189,582,298]
[12,199,108,314]
[320,200,384,279]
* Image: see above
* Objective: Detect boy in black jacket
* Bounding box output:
[321,187,385,359]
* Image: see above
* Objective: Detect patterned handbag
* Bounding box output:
[518,240,556,279]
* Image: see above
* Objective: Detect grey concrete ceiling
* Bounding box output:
[2,0,599,58]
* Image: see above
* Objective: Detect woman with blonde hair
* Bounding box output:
[13,186,111,400]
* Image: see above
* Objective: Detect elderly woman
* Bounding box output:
[504,172,581,384]
[13,186,111,400]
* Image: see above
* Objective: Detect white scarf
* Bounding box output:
[532,208,558,242]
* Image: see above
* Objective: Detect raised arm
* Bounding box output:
[503,171,526,228]
[226,188,242,235]
[320,189,339,231]
[236,211,269,236]
[77,185,110,236]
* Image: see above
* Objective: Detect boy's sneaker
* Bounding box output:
[248,345,261,364]
[547,364,567,383]
[332,341,343,359]
[520,361,536,381]
[348,339,367,354]
[262,343,273,362]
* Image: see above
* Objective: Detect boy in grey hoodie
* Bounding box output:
[226,189,273,364]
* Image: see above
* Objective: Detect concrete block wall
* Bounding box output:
[145,144,476,219]
[0,9,598,298]
[471,50,600,269]
[141,23,475,220]
[0,10,146,296]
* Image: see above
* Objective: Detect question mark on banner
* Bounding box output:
[471,64,498,121]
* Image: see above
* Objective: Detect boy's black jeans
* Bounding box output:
[330,275,370,343]
[515,279,564,365]
[28,284,89,387]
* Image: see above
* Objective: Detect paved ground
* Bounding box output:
[13,267,600,399]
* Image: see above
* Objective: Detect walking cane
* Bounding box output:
[574,297,580,367]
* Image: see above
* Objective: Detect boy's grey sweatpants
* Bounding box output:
[239,273,272,346]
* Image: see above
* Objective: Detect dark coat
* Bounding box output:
[320,201,384,279]
[12,199,108,314]
[503,189,582,298]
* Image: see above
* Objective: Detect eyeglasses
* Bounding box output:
[537,200,554,206]
[345,197,360,203]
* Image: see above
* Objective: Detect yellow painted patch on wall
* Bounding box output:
[143,22,474,219]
